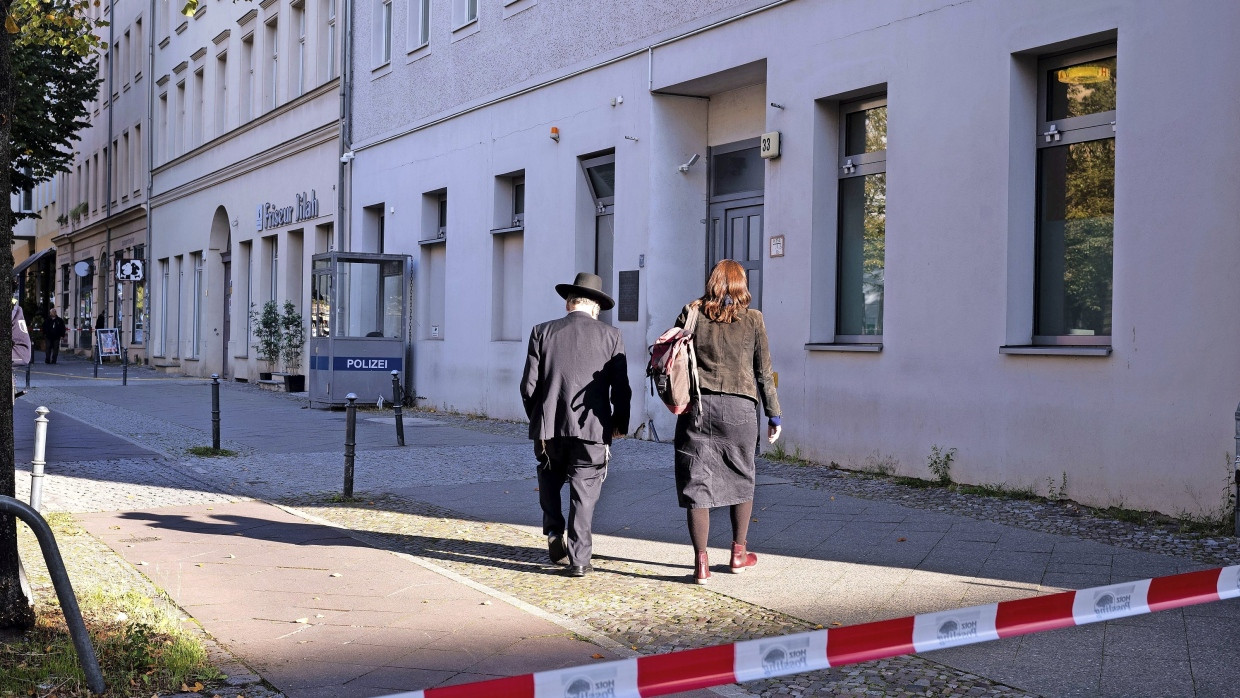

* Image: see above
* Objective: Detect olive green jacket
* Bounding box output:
[675,303,780,418]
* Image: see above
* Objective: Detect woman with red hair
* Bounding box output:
[673,259,781,584]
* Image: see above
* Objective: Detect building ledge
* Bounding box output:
[805,343,882,353]
[999,345,1112,357]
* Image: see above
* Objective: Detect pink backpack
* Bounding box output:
[647,306,701,414]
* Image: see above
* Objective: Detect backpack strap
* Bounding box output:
[684,306,703,417]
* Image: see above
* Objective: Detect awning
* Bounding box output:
[12,246,55,276]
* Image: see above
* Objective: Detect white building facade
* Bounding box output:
[147,0,341,380]
[346,0,1240,517]
[49,0,151,359]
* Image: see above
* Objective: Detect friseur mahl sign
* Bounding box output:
[256,190,321,232]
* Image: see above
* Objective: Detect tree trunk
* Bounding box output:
[0,0,35,630]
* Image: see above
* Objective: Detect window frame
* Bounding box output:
[833,95,887,344]
[1031,43,1116,347]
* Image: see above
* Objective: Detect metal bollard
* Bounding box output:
[92,350,98,378]
[343,393,357,497]
[29,406,49,512]
[211,374,221,450]
[122,348,128,386]
[24,359,30,388]
[391,370,405,447]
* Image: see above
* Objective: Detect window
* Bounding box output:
[133,18,142,80]
[121,30,130,85]
[192,67,204,146]
[267,236,279,302]
[132,244,145,343]
[192,253,203,357]
[437,192,447,237]
[322,0,337,80]
[375,0,393,65]
[265,17,279,110]
[291,1,306,96]
[452,0,477,28]
[61,264,70,321]
[241,33,254,121]
[1034,45,1115,344]
[215,52,228,134]
[120,131,129,195]
[158,93,168,162]
[110,141,118,205]
[835,96,886,341]
[132,124,141,195]
[159,259,168,355]
[492,174,524,340]
[175,80,185,155]
[409,0,429,49]
[159,0,169,41]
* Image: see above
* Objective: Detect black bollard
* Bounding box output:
[343,393,357,497]
[122,349,128,386]
[24,359,30,388]
[211,374,221,450]
[391,370,405,447]
[93,349,98,378]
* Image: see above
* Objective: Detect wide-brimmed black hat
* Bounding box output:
[555,272,615,311]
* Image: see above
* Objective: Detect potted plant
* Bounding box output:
[250,300,281,380]
[280,300,306,392]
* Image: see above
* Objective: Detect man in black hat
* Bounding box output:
[521,272,631,577]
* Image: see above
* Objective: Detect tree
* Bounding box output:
[0,0,105,631]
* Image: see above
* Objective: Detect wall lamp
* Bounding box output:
[677,153,700,173]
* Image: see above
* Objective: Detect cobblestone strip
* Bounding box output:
[22,385,254,459]
[14,457,243,513]
[283,494,1033,698]
[759,461,1240,569]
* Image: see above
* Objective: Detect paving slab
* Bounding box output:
[77,499,621,697]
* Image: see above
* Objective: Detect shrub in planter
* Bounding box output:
[250,301,281,378]
[281,301,306,392]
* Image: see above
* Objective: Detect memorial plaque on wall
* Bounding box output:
[618,270,639,322]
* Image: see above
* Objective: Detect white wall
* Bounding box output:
[351,0,1240,516]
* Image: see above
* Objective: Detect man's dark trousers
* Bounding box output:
[45,339,59,364]
[536,438,607,566]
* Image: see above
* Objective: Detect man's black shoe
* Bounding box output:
[566,564,592,577]
[547,533,569,565]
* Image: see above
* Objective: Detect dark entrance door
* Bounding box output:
[221,251,232,379]
[707,139,764,309]
[707,202,764,309]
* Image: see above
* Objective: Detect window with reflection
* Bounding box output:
[335,259,403,338]
[836,97,886,341]
[1035,45,1116,344]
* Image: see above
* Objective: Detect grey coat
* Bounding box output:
[675,303,780,418]
[521,311,631,443]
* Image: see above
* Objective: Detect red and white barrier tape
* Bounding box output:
[388,565,1240,698]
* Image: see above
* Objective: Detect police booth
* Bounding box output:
[308,252,412,408]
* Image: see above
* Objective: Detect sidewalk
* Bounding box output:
[12,367,1240,696]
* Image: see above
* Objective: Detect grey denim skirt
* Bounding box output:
[674,393,758,509]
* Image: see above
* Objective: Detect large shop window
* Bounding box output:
[1034,45,1115,345]
[836,96,887,343]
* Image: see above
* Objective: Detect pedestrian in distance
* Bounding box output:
[41,307,66,364]
[521,272,631,578]
[12,297,31,400]
[672,259,781,585]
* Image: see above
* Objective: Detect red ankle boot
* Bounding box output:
[730,542,757,572]
[694,551,710,584]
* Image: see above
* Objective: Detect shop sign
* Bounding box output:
[256,190,321,232]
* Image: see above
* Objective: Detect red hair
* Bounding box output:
[699,259,750,323]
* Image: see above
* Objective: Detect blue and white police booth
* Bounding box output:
[308,251,412,407]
